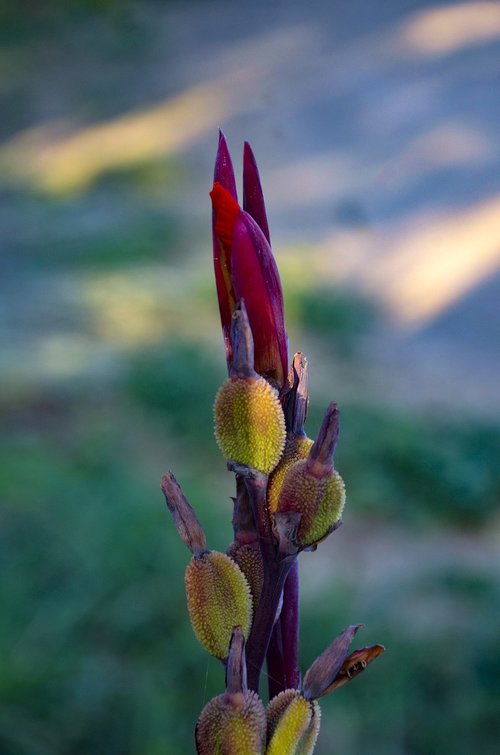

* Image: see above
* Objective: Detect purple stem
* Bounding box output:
[266,618,286,700]
[235,469,296,694]
[246,553,295,694]
[280,558,300,690]
[266,558,300,697]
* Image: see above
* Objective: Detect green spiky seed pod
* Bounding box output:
[196,625,266,754]
[227,541,264,607]
[266,689,300,741]
[266,689,321,755]
[267,433,313,513]
[214,376,286,474]
[196,690,266,755]
[185,551,252,660]
[276,403,345,548]
[277,459,345,548]
[295,704,321,755]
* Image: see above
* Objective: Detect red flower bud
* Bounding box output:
[211,134,288,387]
[212,131,238,365]
[243,141,270,244]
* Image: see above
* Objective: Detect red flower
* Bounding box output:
[211,132,288,388]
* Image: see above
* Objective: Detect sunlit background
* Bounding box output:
[1,1,499,753]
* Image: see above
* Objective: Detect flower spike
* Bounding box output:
[161,131,386,754]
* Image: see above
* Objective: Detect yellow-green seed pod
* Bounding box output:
[266,690,320,755]
[266,689,300,741]
[296,703,321,755]
[196,690,266,755]
[214,376,286,474]
[185,551,252,660]
[277,459,345,548]
[227,541,264,608]
[267,433,314,513]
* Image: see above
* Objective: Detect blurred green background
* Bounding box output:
[1,1,500,753]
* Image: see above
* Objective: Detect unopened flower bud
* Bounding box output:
[266,689,321,755]
[195,627,266,755]
[214,302,286,474]
[185,551,253,660]
[276,403,345,548]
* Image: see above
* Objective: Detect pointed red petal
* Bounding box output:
[211,179,241,369]
[211,182,241,252]
[231,212,288,387]
[243,141,270,244]
[214,130,237,200]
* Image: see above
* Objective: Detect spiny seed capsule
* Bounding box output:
[196,626,266,755]
[214,375,286,474]
[266,690,321,755]
[268,352,311,513]
[185,551,252,660]
[227,541,264,607]
[276,403,345,548]
[277,460,345,548]
[195,690,266,755]
[267,433,313,513]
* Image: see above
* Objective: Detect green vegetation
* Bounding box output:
[293,285,378,354]
[1,348,499,753]
[320,403,500,527]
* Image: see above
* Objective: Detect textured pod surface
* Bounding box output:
[267,434,313,513]
[214,376,286,474]
[196,690,266,755]
[277,460,345,548]
[266,690,317,755]
[296,702,321,755]
[227,541,264,607]
[185,551,252,660]
[266,689,299,741]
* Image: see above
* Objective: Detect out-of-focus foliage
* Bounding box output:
[300,569,500,755]
[293,286,378,355]
[2,348,500,754]
[312,402,500,527]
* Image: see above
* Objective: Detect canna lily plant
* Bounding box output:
[161,132,384,754]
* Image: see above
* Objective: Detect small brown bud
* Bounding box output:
[160,473,207,557]
[303,624,385,700]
